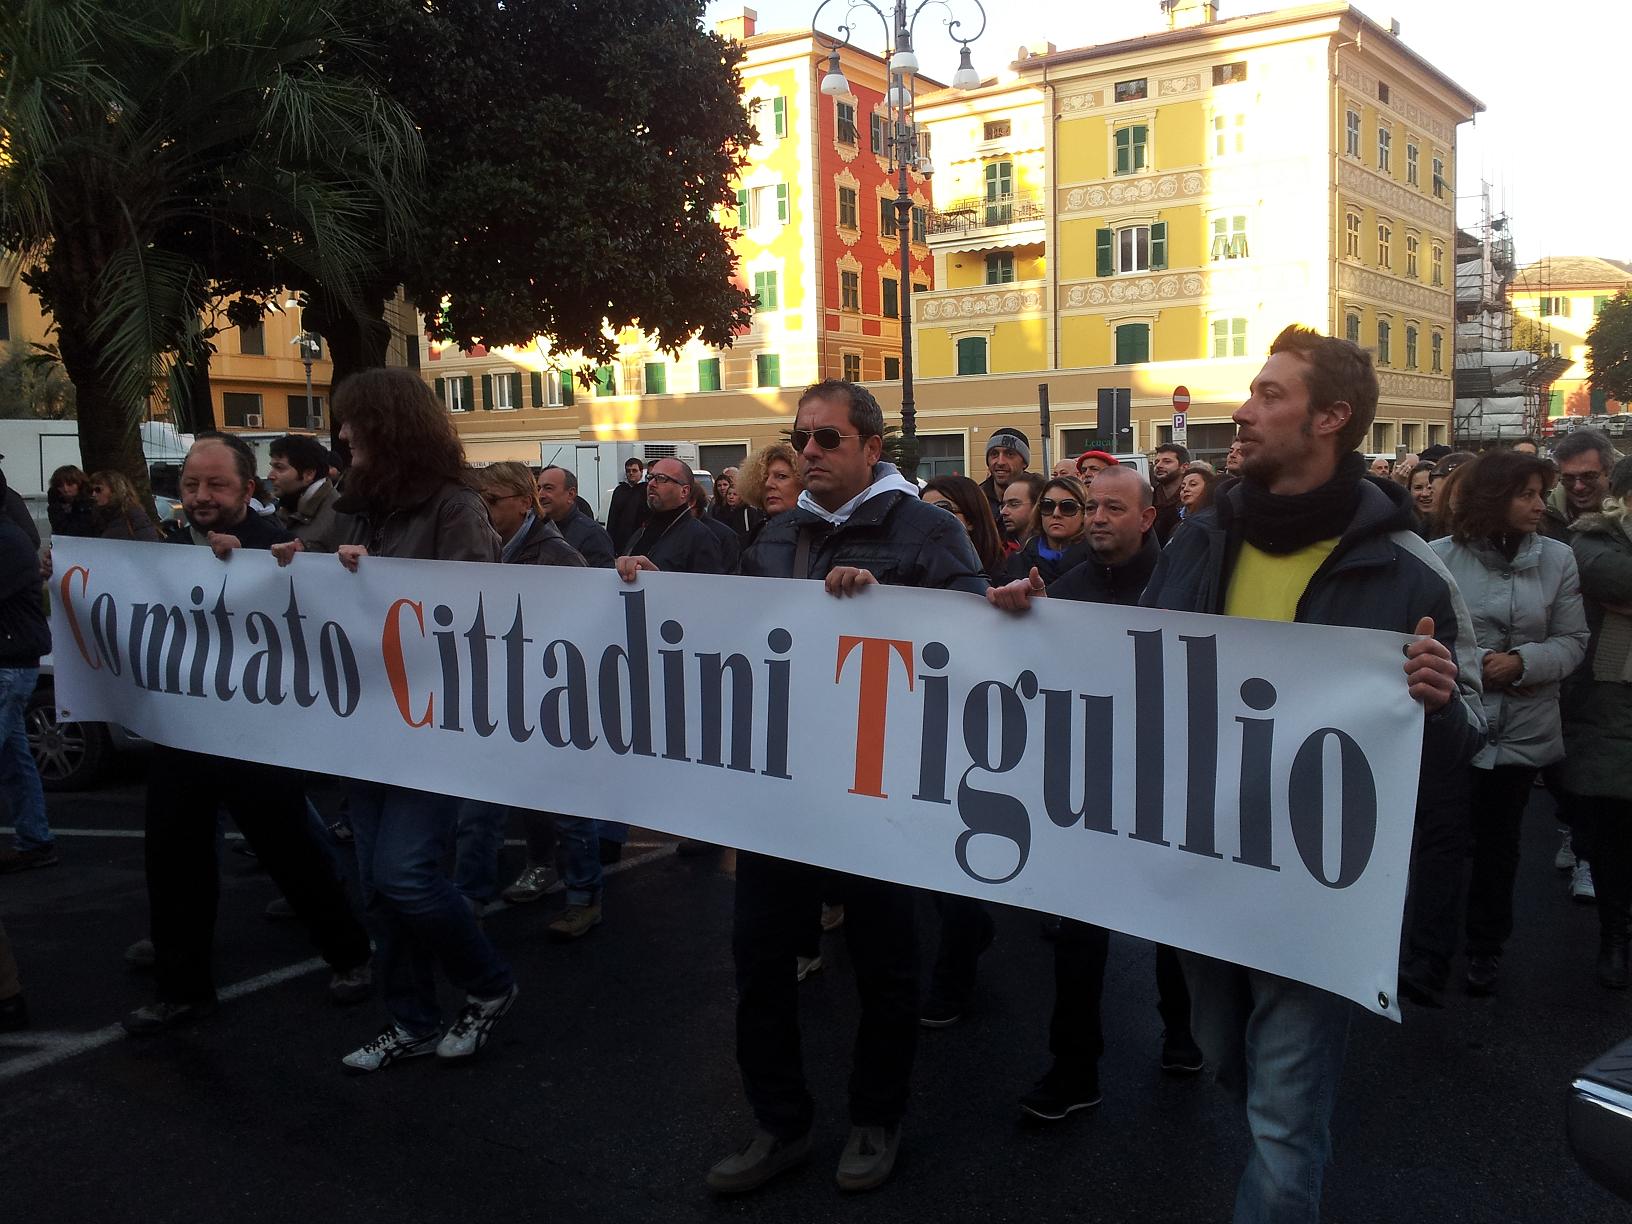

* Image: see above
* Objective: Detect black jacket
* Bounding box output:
[555,506,616,568]
[699,511,741,573]
[506,514,587,568]
[713,503,766,553]
[1151,481,1183,546]
[622,505,726,575]
[48,490,97,539]
[165,509,293,550]
[1048,532,1159,606]
[606,480,649,553]
[0,516,48,667]
[742,483,988,593]
[1004,535,1091,585]
[1141,475,1485,771]
[979,475,1012,542]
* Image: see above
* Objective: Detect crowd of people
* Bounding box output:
[1,325,1629,1221]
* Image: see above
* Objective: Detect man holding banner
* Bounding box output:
[703,379,986,1196]
[1140,326,1485,1223]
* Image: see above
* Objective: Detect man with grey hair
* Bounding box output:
[1544,428,1620,542]
[537,465,615,567]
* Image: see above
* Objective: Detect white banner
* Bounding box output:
[49,537,1424,1017]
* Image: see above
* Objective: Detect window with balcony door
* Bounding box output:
[1432,156,1446,198]
[1211,214,1249,260]
[984,161,1013,224]
[911,206,927,244]
[1406,142,1420,187]
[1431,332,1444,374]
[1377,320,1392,366]
[879,197,898,238]
[1345,109,1361,158]
[1405,325,1419,369]
[986,252,1015,284]
[882,277,899,319]
[1345,211,1361,258]
[1406,234,1420,279]
[837,186,858,230]
[1432,245,1444,286]
[1377,223,1392,269]
[871,113,886,155]
[754,96,787,142]
[1377,125,1392,173]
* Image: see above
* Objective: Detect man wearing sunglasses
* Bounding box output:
[1543,428,1619,542]
[705,380,985,1198]
[614,457,726,577]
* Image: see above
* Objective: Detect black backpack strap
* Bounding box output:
[793,524,814,579]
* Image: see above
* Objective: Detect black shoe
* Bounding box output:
[1596,936,1630,990]
[121,997,219,1036]
[1397,974,1445,1009]
[0,845,59,873]
[1159,1029,1204,1075]
[1020,1064,1102,1122]
[1465,953,1500,996]
[0,993,27,1032]
[919,994,965,1028]
[598,838,624,864]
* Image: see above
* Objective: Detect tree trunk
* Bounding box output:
[54,318,150,500]
[177,339,217,434]
[305,284,391,457]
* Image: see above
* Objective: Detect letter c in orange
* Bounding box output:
[382,597,432,728]
[58,566,101,671]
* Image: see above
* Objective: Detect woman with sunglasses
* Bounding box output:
[1004,475,1090,583]
[87,470,162,541]
[922,474,1007,584]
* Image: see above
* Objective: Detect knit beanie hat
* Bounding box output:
[986,427,1031,464]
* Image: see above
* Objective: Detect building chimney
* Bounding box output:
[1161,0,1219,30]
[715,7,757,42]
[1018,41,1058,60]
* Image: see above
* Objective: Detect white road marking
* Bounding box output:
[0,844,677,1085]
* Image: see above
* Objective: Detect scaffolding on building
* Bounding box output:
[1451,181,1547,446]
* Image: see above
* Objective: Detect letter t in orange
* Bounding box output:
[835,636,915,798]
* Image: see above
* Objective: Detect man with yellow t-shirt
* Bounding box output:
[1141,325,1486,1223]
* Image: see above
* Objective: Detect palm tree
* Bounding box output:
[0,0,423,486]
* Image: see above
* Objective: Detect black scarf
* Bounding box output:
[1227,451,1365,555]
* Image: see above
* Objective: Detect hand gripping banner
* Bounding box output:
[49,538,1426,1016]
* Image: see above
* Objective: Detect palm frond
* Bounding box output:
[89,233,207,427]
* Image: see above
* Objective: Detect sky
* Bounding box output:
[703,0,1630,267]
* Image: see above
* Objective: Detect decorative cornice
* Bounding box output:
[1061,272,1206,309]
[1378,370,1450,403]
[1061,170,1206,215]
[918,285,1046,322]
[1337,65,1452,143]
[1337,160,1450,229]
[1336,263,1452,316]
[1158,74,1201,96]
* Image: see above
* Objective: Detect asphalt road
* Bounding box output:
[2,770,1628,1224]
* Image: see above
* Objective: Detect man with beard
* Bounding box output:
[1149,441,1189,545]
[979,427,1031,543]
[615,457,727,577]
[268,433,349,549]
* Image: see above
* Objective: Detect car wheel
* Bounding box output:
[26,688,111,792]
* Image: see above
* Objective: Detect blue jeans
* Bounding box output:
[0,667,50,852]
[1180,954,1351,1224]
[347,782,514,1037]
[453,802,602,905]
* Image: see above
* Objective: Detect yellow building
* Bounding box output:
[1510,256,1632,418]
[908,0,1481,466]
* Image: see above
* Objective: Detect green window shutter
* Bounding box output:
[560,374,574,405]
[1095,229,1113,277]
[644,362,667,394]
[776,183,789,223]
[480,373,493,409]
[1115,128,1131,175]
[1115,325,1150,365]
[459,376,474,408]
[756,353,780,387]
[434,377,446,404]
[1133,126,1148,171]
[772,96,786,138]
[1150,221,1168,270]
[530,371,544,407]
[699,358,721,392]
[956,337,987,376]
[736,187,749,220]
[595,366,615,396]
[509,372,523,407]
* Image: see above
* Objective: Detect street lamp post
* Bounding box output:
[285,295,319,430]
[814,0,985,478]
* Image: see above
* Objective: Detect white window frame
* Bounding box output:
[1377,221,1392,268]
[1406,142,1420,187]
[1212,112,1246,159]
[1405,233,1420,279]
[1345,109,1361,158]
[1210,316,1248,358]
[1345,211,1361,259]
[447,379,470,413]
[1115,224,1152,273]
[1377,125,1392,173]
[1210,212,1249,261]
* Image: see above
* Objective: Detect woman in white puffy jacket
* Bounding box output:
[1430,450,1590,997]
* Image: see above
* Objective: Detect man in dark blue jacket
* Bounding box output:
[0,513,53,873]
[694,380,984,1198]
[125,437,372,1035]
[537,465,616,567]
[616,457,725,576]
[1139,327,1484,1222]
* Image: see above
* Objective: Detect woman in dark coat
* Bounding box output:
[46,465,96,538]
[87,471,162,542]
[1004,475,1090,583]
[922,474,1006,585]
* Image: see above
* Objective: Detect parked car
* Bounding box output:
[25,658,145,791]
[1570,1037,1632,1201]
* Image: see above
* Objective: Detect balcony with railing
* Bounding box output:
[926,191,1046,251]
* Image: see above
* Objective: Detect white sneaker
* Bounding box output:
[1555,829,1577,872]
[1573,861,1597,903]
[436,985,519,1062]
[797,955,823,982]
[342,1024,438,1073]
